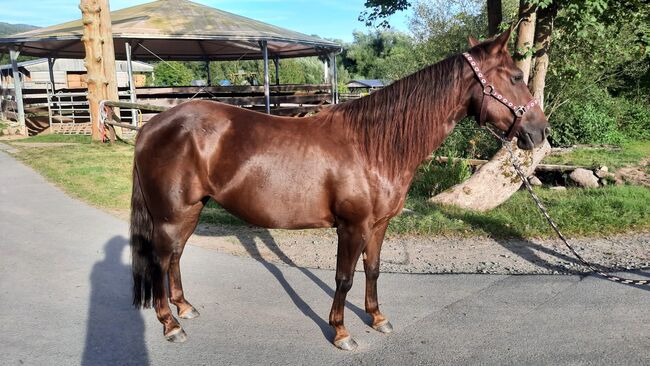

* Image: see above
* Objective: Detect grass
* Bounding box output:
[6,134,650,238]
[542,140,650,170]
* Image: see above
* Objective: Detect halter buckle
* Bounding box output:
[483,85,495,95]
[514,106,526,117]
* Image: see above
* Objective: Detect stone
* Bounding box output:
[528,176,543,186]
[595,166,610,178]
[569,168,600,188]
[550,186,567,191]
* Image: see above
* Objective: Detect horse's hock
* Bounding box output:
[430,139,551,211]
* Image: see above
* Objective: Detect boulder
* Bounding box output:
[528,176,543,186]
[595,166,609,178]
[550,186,567,191]
[569,168,599,188]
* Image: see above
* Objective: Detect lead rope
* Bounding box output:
[484,126,650,286]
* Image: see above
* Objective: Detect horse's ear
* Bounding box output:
[491,26,513,54]
[468,36,479,47]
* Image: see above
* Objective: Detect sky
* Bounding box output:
[0,0,412,42]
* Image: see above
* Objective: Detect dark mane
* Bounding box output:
[327,54,466,177]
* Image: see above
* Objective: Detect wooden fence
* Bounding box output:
[0,83,337,135]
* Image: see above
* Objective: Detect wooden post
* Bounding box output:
[10,49,26,132]
[260,40,270,114]
[80,0,117,141]
[98,0,118,141]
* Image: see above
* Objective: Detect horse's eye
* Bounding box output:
[512,74,524,84]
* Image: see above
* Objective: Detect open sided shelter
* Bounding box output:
[0,0,341,129]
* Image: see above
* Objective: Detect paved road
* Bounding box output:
[1,149,648,366]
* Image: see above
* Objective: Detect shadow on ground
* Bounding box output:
[82,236,149,366]
[197,225,373,342]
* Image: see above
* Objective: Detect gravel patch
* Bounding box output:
[189,224,650,275]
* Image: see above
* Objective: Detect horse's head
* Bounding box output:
[465,29,550,150]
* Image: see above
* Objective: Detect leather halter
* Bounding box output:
[462,52,538,141]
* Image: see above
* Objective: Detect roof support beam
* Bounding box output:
[260,40,270,114]
[328,52,338,105]
[10,49,26,131]
[47,57,56,93]
[125,41,138,126]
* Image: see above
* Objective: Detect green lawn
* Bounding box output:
[6,135,650,238]
[542,141,650,170]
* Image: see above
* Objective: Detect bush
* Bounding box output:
[550,88,624,146]
[437,118,501,159]
[615,98,650,140]
[409,158,471,198]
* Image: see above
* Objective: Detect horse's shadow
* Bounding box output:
[446,211,650,291]
[197,224,372,341]
[82,236,149,366]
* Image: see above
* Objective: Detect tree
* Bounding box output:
[513,1,537,84]
[153,61,195,86]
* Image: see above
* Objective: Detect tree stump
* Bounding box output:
[429,139,550,211]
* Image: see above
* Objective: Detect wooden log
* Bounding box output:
[105,120,138,130]
[103,100,168,112]
[132,84,331,95]
[432,156,589,173]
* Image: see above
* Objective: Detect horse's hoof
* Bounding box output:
[179,307,200,319]
[334,336,358,351]
[165,327,188,343]
[373,320,393,334]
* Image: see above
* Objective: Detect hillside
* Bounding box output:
[0,22,38,37]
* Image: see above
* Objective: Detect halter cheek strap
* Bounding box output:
[462,52,538,141]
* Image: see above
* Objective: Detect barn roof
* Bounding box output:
[0,58,154,73]
[0,0,340,61]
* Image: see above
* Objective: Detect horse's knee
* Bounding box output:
[336,277,354,293]
[365,265,380,281]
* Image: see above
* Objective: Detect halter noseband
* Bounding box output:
[462,52,538,141]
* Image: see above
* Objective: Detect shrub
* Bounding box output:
[550,88,627,146]
[409,158,471,198]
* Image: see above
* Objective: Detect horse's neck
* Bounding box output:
[335,57,472,182]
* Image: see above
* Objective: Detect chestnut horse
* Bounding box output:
[130,29,550,349]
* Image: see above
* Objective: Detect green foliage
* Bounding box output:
[152,61,195,86]
[340,30,418,80]
[550,89,624,146]
[410,158,472,198]
[359,0,412,28]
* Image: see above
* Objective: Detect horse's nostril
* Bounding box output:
[544,127,551,138]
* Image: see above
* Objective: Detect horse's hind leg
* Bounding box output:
[363,222,393,334]
[329,222,368,351]
[152,201,204,342]
[168,201,205,320]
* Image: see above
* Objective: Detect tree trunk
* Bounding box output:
[98,0,119,142]
[514,1,536,84]
[80,0,115,142]
[487,0,503,36]
[528,3,558,110]
[429,139,550,211]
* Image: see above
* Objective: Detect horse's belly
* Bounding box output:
[215,168,335,229]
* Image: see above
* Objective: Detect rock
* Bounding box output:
[595,166,609,178]
[528,176,543,186]
[550,186,567,191]
[569,168,600,188]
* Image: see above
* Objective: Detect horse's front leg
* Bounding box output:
[363,221,393,334]
[329,222,368,351]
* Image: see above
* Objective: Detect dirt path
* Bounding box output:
[189,224,650,275]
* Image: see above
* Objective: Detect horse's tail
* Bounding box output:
[130,161,162,309]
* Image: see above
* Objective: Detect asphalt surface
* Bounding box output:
[1,149,649,366]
